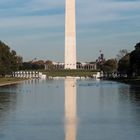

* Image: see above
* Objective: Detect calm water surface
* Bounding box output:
[0,78,140,140]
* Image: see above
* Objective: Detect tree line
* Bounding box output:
[97,42,140,77]
[0,41,46,77]
[118,42,140,77]
[0,41,22,76]
[0,40,140,77]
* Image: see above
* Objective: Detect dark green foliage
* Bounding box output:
[0,41,22,76]
[22,62,32,70]
[102,59,117,73]
[21,61,45,70]
[117,42,140,77]
[130,42,140,76]
[118,54,130,75]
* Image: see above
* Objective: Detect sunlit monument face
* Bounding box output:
[65,0,76,69]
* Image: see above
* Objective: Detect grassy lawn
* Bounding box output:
[42,69,98,77]
[0,77,26,86]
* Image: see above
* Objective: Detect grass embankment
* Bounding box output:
[0,77,27,86]
[42,70,98,77]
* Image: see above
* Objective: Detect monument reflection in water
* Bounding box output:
[65,77,77,140]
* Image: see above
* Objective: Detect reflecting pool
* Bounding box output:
[0,78,140,140]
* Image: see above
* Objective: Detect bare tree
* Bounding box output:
[116,49,128,62]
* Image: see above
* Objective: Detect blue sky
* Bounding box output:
[0,0,140,62]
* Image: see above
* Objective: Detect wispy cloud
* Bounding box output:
[0,0,140,61]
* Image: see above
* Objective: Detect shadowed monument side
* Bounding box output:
[65,0,77,69]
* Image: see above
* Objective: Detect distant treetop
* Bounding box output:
[135,42,140,50]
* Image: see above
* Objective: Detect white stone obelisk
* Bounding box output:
[65,0,76,69]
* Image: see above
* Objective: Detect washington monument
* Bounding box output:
[65,0,77,69]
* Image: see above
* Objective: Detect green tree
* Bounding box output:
[118,54,130,75]
[0,41,22,76]
[130,42,140,76]
[102,59,117,73]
